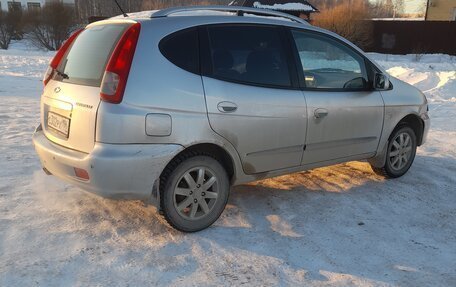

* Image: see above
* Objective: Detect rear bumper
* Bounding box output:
[33,130,183,200]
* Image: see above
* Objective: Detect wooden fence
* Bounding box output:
[365,20,456,55]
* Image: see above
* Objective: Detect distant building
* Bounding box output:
[229,0,319,20]
[425,0,456,21]
[0,0,74,11]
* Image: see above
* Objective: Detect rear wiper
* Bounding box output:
[55,68,69,79]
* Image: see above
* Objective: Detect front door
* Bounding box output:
[201,24,307,174]
[289,29,384,164]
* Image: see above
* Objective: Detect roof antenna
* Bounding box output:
[114,0,128,17]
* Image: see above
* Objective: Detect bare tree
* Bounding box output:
[313,0,373,49]
[392,0,404,18]
[0,7,23,49]
[0,11,14,49]
[24,3,78,51]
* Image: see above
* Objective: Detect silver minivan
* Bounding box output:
[33,6,430,232]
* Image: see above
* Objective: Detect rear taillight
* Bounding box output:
[100,23,141,104]
[43,29,83,86]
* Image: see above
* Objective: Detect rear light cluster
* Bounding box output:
[43,23,141,105]
[100,23,141,104]
[43,29,83,86]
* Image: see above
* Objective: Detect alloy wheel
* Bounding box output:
[173,167,219,220]
[389,132,413,171]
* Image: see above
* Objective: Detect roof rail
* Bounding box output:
[151,5,309,25]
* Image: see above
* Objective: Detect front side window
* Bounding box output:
[291,30,368,90]
[206,25,291,88]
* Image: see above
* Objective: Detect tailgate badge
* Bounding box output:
[54,87,61,93]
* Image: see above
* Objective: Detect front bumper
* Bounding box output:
[33,130,183,200]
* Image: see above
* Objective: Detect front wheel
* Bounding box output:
[371,126,417,178]
[161,155,230,232]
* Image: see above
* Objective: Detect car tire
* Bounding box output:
[371,126,417,178]
[160,154,230,232]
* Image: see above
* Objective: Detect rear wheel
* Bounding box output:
[161,155,230,232]
[371,126,417,178]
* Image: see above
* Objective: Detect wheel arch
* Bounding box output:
[369,112,424,168]
[160,142,236,184]
[155,142,236,212]
[394,113,425,146]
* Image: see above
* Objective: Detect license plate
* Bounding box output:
[47,112,70,138]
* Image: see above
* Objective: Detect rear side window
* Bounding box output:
[56,24,129,87]
[205,25,291,88]
[159,28,199,74]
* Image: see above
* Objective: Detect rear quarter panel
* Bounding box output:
[97,18,208,145]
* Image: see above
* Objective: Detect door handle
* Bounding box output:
[314,108,329,119]
[217,101,238,113]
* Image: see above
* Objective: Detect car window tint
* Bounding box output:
[291,30,368,90]
[160,28,199,74]
[206,25,291,87]
[57,24,128,87]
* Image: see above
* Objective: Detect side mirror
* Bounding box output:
[374,73,387,90]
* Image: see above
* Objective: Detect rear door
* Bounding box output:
[289,29,384,164]
[41,23,131,153]
[201,24,307,174]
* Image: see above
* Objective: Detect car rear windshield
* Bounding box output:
[54,24,129,87]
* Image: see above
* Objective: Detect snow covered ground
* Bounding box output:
[0,42,455,286]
